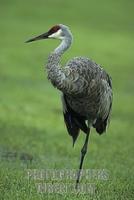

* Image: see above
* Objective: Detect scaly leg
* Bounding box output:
[75,127,90,189]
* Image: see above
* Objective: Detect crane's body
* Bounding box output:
[26,24,113,188]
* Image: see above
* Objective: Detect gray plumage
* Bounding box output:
[26,24,113,188]
[46,25,112,143]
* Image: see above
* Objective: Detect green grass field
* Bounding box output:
[0,0,134,199]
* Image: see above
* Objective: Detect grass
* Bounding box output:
[0,0,134,199]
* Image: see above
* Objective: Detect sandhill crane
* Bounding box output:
[26,24,113,188]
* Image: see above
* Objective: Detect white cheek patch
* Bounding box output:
[49,29,63,39]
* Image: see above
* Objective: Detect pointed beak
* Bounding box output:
[25,31,49,43]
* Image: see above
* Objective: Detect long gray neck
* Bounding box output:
[46,35,73,91]
[54,36,72,55]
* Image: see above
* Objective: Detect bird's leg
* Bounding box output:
[75,127,90,189]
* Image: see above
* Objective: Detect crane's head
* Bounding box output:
[26,24,73,43]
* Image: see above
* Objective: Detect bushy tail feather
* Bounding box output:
[93,118,107,134]
[63,112,80,146]
[63,94,88,145]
